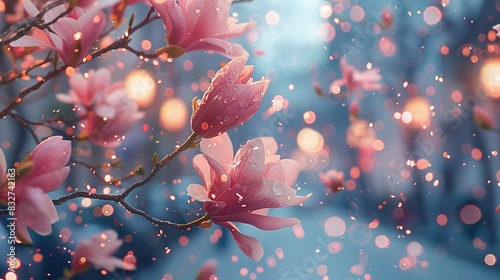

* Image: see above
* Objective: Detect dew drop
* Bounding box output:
[272,183,286,195]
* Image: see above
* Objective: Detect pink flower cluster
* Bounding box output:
[56,68,144,147]
[10,0,106,65]
[0,136,70,244]
[188,133,310,261]
[150,0,255,58]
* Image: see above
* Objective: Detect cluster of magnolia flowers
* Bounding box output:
[0,0,313,277]
[9,0,254,64]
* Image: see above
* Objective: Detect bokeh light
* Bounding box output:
[125,69,157,107]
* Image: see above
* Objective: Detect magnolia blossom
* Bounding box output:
[330,58,381,94]
[10,0,106,65]
[0,136,70,244]
[196,259,218,280]
[191,56,269,138]
[150,0,255,58]
[56,68,144,147]
[187,133,310,261]
[71,230,135,274]
[318,169,345,193]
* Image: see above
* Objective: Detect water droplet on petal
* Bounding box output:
[272,183,286,195]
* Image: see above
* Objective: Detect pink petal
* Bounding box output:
[193,154,231,200]
[193,154,212,187]
[94,104,116,119]
[230,138,265,183]
[221,18,256,39]
[200,133,234,168]
[10,34,54,49]
[89,68,112,96]
[264,159,300,187]
[50,18,80,46]
[187,184,211,202]
[19,188,57,236]
[15,218,33,244]
[219,221,263,262]
[23,166,70,192]
[79,9,106,57]
[151,0,187,44]
[261,137,278,157]
[43,2,67,23]
[23,0,40,17]
[31,136,71,165]
[216,178,309,213]
[212,212,300,230]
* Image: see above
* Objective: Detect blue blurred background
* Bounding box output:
[1,0,500,279]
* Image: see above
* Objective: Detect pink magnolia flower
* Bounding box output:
[187,133,310,261]
[0,136,71,244]
[149,0,255,58]
[196,259,218,280]
[191,56,269,138]
[10,0,106,65]
[56,68,144,147]
[71,230,136,274]
[318,169,344,193]
[330,58,381,94]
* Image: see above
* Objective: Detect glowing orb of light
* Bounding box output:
[480,59,500,98]
[125,70,157,108]
[297,127,324,153]
[403,96,431,129]
[159,98,188,132]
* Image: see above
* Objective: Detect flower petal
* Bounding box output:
[19,188,57,236]
[230,138,265,183]
[264,159,300,187]
[217,178,309,213]
[187,183,212,202]
[219,221,263,262]
[200,133,234,168]
[212,212,300,230]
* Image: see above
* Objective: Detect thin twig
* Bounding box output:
[0,132,203,229]
[0,10,159,118]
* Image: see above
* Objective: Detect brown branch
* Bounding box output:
[122,132,199,197]
[0,52,54,85]
[0,131,204,229]
[0,10,159,119]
